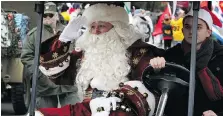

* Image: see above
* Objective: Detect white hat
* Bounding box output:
[184,7,222,30]
[38,33,71,78]
[82,3,129,26]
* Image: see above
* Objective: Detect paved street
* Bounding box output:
[1,102,28,116]
[1,98,27,116]
[1,100,16,115]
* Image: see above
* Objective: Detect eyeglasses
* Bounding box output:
[164,19,170,21]
[43,13,54,18]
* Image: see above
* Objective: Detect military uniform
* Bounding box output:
[21,2,80,108]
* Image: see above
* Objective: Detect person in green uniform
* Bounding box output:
[21,2,80,109]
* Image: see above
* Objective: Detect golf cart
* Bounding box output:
[28,1,213,116]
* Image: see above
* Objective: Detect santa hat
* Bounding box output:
[82,3,129,26]
[39,33,70,77]
[183,7,222,30]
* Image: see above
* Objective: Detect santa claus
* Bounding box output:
[31,2,165,116]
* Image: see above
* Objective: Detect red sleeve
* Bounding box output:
[198,67,223,100]
[39,105,72,116]
[72,102,91,116]
[39,101,91,116]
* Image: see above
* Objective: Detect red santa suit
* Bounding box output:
[32,3,165,116]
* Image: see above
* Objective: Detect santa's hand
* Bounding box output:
[149,57,166,70]
[90,97,121,116]
[107,97,122,111]
[59,16,87,42]
[202,110,217,116]
[92,111,110,116]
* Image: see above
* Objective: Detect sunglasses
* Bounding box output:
[43,13,54,18]
[165,19,170,21]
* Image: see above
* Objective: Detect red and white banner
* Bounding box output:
[152,3,171,36]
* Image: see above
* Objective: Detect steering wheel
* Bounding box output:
[142,62,190,96]
[142,62,190,116]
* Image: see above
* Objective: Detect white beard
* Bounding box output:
[75,22,144,92]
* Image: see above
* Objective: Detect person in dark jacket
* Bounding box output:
[162,14,173,50]
[150,7,223,116]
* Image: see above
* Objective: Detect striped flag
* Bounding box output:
[211,1,223,44]
[219,1,223,12]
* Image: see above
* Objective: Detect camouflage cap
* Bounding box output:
[44,2,57,14]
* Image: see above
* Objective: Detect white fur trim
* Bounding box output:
[185,8,212,29]
[39,56,70,76]
[124,81,156,116]
[82,3,129,26]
